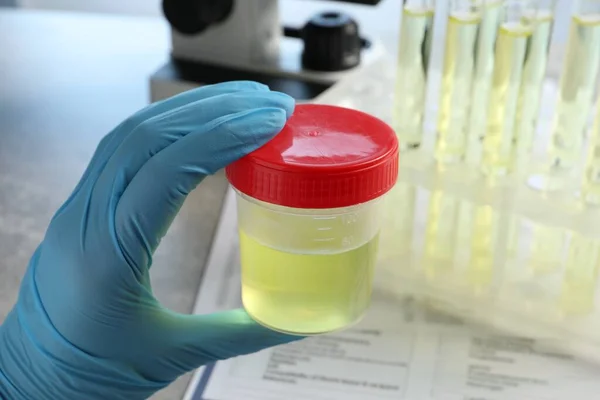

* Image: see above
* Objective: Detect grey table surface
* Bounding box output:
[0,8,229,399]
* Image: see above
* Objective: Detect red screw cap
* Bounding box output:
[226,104,399,209]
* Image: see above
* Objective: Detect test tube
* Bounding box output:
[457,202,499,290]
[547,0,600,173]
[394,0,435,151]
[513,0,557,174]
[424,191,460,278]
[436,0,483,163]
[465,0,505,165]
[582,98,600,204]
[559,233,600,315]
[505,215,522,259]
[466,204,499,289]
[529,224,565,274]
[481,0,536,176]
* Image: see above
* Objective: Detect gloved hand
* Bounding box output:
[0,81,299,400]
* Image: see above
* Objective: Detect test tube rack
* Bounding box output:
[314,42,600,364]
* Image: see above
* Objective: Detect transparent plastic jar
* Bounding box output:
[226,104,399,335]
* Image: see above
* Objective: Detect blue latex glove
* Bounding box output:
[0,81,299,399]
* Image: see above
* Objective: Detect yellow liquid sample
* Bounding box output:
[483,21,533,175]
[436,10,482,163]
[467,205,498,288]
[583,102,600,204]
[424,191,459,277]
[394,6,434,150]
[466,0,504,163]
[583,149,600,204]
[514,12,554,172]
[529,225,565,274]
[240,230,378,335]
[549,14,600,171]
[559,234,600,315]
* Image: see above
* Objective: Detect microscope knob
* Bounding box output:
[162,0,234,35]
[302,12,361,72]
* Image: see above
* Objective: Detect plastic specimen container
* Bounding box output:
[225,104,399,335]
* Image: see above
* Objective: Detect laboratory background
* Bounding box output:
[3,0,600,399]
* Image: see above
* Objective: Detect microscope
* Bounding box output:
[150,0,385,103]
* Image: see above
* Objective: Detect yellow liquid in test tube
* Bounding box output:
[424,191,459,277]
[466,0,504,163]
[394,3,434,150]
[240,230,379,335]
[514,10,554,172]
[436,5,482,163]
[559,234,600,315]
[483,21,533,175]
[549,13,600,171]
[530,225,565,274]
[583,99,600,204]
[467,205,498,288]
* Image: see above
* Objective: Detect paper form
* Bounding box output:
[183,188,600,400]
